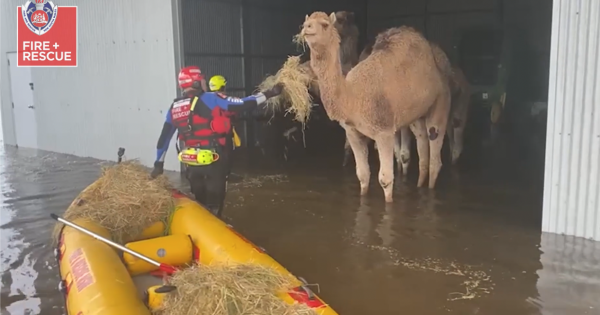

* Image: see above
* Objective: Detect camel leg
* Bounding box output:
[451,123,465,165]
[395,127,411,176]
[446,119,456,163]
[393,133,402,173]
[426,94,451,189]
[409,119,429,187]
[345,128,370,195]
[374,133,396,203]
[342,137,353,167]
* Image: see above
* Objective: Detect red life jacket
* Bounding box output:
[169,94,233,148]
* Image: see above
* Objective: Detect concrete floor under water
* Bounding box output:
[1,142,599,315]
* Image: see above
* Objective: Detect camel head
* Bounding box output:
[302,12,340,52]
[333,11,356,36]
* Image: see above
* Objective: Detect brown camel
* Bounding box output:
[343,41,471,173]
[299,11,359,99]
[302,12,452,202]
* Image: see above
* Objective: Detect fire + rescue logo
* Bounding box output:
[22,0,57,36]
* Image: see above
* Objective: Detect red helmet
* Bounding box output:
[178,66,205,89]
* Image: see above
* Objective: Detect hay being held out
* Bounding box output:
[258,55,314,124]
[53,160,174,244]
[155,263,318,315]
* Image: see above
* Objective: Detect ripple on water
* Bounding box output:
[354,241,494,301]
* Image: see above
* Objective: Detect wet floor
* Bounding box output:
[1,143,600,315]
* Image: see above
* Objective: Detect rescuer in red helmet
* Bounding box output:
[150,65,283,218]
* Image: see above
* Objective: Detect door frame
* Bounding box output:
[5,51,19,147]
[6,51,37,149]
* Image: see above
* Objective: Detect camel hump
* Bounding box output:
[372,26,424,52]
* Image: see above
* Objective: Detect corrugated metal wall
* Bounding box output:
[0,0,181,170]
[542,0,600,240]
[366,0,499,63]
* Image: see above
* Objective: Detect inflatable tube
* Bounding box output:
[56,219,150,315]
[56,189,339,315]
[170,191,339,315]
[124,234,193,276]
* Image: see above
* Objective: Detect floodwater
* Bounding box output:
[1,143,600,315]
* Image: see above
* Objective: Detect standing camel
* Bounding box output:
[281,11,360,158]
[342,41,471,174]
[301,12,452,202]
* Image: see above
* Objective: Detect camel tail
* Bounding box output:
[429,42,454,84]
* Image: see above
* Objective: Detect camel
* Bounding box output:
[280,11,360,161]
[301,12,452,202]
[343,41,472,173]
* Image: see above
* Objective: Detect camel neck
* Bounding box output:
[310,46,350,121]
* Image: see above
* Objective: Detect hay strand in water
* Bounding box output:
[155,263,318,315]
[258,56,313,124]
[53,160,174,244]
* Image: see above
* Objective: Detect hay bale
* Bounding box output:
[258,56,314,124]
[53,160,174,244]
[155,263,318,315]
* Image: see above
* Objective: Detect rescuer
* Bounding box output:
[208,75,242,152]
[150,66,283,218]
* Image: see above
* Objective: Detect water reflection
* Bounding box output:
[529,233,600,315]
[375,202,395,248]
[1,147,42,314]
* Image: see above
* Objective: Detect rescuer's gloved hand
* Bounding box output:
[263,83,284,99]
[150,161,164,179]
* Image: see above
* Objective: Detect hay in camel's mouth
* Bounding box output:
[292,32,307,49]
[257,55,313,124]
[153,263,319,315]
[52,160,174,244]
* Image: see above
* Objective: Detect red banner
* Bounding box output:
[17,1,77,67]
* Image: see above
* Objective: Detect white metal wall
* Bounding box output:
[543,0,600,240]
[0,0,20,146]
[0,0,182,171]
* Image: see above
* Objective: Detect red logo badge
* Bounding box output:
[17,1,78,67]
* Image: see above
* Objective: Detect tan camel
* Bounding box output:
[299,11,359,98]
[302,12,452,202]
[343,41,471,173]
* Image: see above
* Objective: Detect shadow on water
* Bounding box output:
[1,144,600,315]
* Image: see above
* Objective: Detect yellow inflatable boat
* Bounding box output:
[54,189,338,315]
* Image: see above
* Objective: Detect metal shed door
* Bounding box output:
[7,52,38,149]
